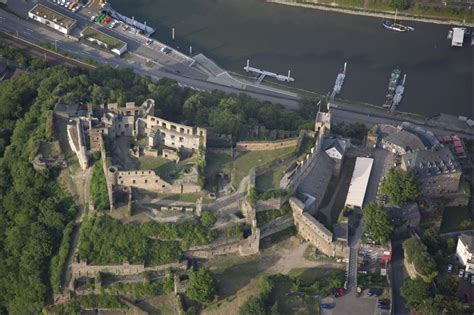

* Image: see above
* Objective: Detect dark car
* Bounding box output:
[378,299,391,310]
[368,287,383,297]
[321,303,336,309]
[331,288,338,297]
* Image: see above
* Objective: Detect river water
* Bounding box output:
[110,0,472,117]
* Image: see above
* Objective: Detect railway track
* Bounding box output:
[0,31,96,71]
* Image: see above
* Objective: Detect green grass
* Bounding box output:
[138,156,170,171]
[82,27,126,50]
[255,160,293,190]
[271,281,320,315]
[440,206,474,233]
[206,147,295,188]
[288,267,339,283]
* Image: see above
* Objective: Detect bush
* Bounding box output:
[380,168,420,206]
[200,211,217,228]
[256,203,291,227]
[187,268,217,304]
[50,222,75,294]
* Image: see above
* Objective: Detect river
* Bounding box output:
[110,0,472,117]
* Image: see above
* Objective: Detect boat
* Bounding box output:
[382,9,414,32]
[387,68,401,94]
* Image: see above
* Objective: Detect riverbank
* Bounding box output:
[267,0,474,26]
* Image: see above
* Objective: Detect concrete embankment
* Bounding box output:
[266,0,474,26]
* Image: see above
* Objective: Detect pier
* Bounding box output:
[330,62,347,99]
[389,74,406,112]
[244,59,294,83]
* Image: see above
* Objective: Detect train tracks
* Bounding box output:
[0,31,96,71]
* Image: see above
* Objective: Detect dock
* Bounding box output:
[389,74,406,112]
[244,59,294,83]
[330,62,347,100]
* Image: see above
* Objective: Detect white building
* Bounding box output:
[344,157,373,209]
[451,28,465,47]
[80,27,128,56]
[456,233,474,273]
[28,4,77,35]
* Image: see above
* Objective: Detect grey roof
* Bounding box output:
[379,124,426,152]
[460,233,474,251]
[321,136,347,156]
[403,146,460,179]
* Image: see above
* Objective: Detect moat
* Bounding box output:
[110,0,472,117]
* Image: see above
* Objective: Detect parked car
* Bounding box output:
[320,303,336,309]
[368,287,383,297]
[161,47,172,54]
[464,272,470,281]
[378,299,390,310]
[471,276,474,285]
[337,288,346,297]
[447,264,453,272]
[458,269,465,278]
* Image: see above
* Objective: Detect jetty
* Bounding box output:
[244,59,294,83]
[330,62,347,99]
[389,74,406,112]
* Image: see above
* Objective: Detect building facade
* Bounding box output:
[28,4,77,35]
[456,233,474,273]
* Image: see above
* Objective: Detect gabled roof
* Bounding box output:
[321,136,347,156]
[402,146,460,178]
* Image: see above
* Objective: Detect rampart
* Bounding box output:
[236,138,298,151]
[67,119,88,170]
[290,197,348,258]
[259,214,294,238]
[70,260,187,279]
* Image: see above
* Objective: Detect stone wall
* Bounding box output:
[70,260,187,278]
[236,138,297,151]
[99,136,115,211]
[260,214,294,239]
[290,197,348,258]
[185,231,261,258]
[67,119,88,170]
[138,115,206,152]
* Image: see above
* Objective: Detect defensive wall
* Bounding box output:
[70,260,187,279]
[236,138,298,151]
[290,197,349,258]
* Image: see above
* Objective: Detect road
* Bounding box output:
[391,240,410,315]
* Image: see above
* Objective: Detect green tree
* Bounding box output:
[400,278,431,311]
[361,201,394,244]
[239,296,266,315]
[403,237,438,283]
[90,159,110,211]
[380,168,419,205]
[200,211,217,228]
[187,267,217,304]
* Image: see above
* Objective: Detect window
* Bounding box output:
[162,185,166,188]
[162,122,166,128]
[171,135,175,139]
[179,137,184,142]
[144,179,148,183]
[180,128,184,133]
[132,180,136,184]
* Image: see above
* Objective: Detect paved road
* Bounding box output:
[391,240,410,315]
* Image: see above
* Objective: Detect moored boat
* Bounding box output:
[382,9,414,32]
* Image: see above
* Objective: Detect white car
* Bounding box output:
[458,269,464,278]
[471,276,474,285]
[447,264,453,272]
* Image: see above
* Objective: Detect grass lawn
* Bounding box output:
[138,156,195,181]
[256,159,293,190]
[288,267,340,284]
[138,156,170,170]
[138,293,179,314]
[440,206,474,233]
[206,146,295,188]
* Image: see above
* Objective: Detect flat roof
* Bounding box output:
[452,28,464,46]
[344,157,373,208]
[81,27,127,50]
[29,4,76,29]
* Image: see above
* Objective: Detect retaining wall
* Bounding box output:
[236,138,297,151]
